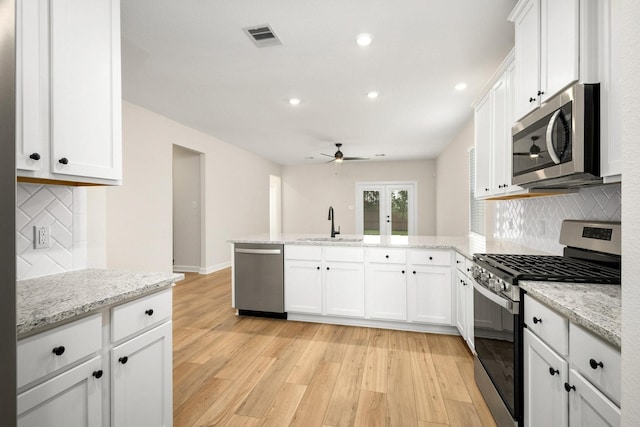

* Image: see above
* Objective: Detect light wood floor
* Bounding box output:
[172,269,497,427]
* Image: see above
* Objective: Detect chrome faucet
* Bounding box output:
[328,206,340,238]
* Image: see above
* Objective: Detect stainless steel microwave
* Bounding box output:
[511,83,601,188]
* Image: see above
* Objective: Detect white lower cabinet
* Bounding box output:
[284,260,323,314]
[524,295,620,427]
[325,262,365,317]
[523,328,568,427]
[366,263,407,321]
[454,254,474,351]
[568,369,620,427]
[112,321,173,427]
[408,265,452,324]
[18,356,103,427]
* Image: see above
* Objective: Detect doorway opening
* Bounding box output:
[355,182,417,235]
[269,175,282,237]
[172,145,205,273]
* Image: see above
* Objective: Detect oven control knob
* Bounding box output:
[481,273,490,283]
[488,278,497,291]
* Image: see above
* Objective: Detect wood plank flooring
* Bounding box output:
[173,269,497,427]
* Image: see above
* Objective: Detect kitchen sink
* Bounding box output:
[297,237,363,242]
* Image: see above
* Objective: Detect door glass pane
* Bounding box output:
[390,190,408,235]
[363,190,380,235]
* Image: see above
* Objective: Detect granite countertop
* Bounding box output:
[17,269,184,338]
[520,281,621,349]
[228,233,550,259]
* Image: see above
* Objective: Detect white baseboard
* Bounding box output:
[172,265,200,273]
[200,261,231,275]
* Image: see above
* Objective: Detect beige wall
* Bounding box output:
[92,101,281,273]
[435,118,473,236]
[282,160,436,235]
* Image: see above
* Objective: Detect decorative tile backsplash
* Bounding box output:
[16,183,87,280]
[493,184,621,254]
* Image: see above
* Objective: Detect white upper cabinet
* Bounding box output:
[474,93,492,198]
[510,0,580,121]
[16,0,122,185]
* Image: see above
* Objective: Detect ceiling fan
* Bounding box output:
[321,143,369,163]
[514,136,544,159]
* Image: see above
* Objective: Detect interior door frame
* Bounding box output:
[355,181,417,235]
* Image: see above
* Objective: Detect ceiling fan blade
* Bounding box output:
[320,153,334,158]
[325,158,336,163]
[343,156,370,160]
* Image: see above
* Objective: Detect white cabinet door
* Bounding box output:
[523,329,568,427]
[18,357,103,427]
[112,322,172,427]
[49,0,121,181]
[16,0,46,172]
[408,265,452,325]
[540,0,579,102]
[513,0,541,120]
[285,260,322,314]
[366,264,407,321]
[474,93,492,198]
[490,72,509,195]
[568,369,620,427]
[455,272,467,337]
[325,262,365,318]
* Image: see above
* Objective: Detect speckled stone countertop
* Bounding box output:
[520,281,621,349]
[228,233,549,259]
[17,269,184,338]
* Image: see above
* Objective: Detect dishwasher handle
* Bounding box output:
[235,248,282,255]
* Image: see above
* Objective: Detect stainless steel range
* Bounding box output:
[471,220,621,427]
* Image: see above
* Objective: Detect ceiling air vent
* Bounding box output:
[243,24,282,47]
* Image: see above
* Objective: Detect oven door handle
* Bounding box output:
[472,280,517,314]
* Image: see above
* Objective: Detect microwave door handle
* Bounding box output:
[545,109,563,164]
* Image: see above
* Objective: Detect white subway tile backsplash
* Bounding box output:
[17,183,88,280]
[493,184,621,254]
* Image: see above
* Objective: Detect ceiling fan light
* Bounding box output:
[335,158,343,163]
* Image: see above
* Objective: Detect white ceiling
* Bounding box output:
[120,0,515,166]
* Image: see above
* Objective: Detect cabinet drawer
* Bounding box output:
[455,252,466,271]
[569,323,621,406]
[524,295,568,356]
[407,249,451,266]
[367,248,406,264]
[325,246,364,263]
[112,289,172,342]
[17,313,102,388]
[285,245,322,261]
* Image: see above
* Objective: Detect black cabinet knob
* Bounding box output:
[29,153,41,160]
[401,270,405,274]
[119,356,128,364]
[92,370,103,379]
[145,309,154,316]
[58,157,69,165]
[466,268,471,272]
[316,266,320,270]
[532,316,542,324]
[456,260,461,264]
[412,271,416,274]
[564,382,575,392]
[52,346,65,356]
[589,358,604,369]
[326,267,330,270]
[485,188,489,192]
[385,255,389,259]
[537,90,545,96]
[529,97,536,103]
[429,256,433,260]
[549,367,559,376]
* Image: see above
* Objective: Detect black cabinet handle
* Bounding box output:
[92,370,103,379]
[385,255,389,259]
[529,97,536,103]
[29,153,41,160]
[413,271,416,274]
[119,356,128,364]
[326,267,329,270]
[466,268,471,272]
[456,260,461,264]
[460,279,464,284]
[429,256,433,260]
[401,270,405,274]
[52,346,65,356]
[316,266,320,270]
[589,359,604,369]
[537,90,545,96]
[532,317,542,324]
[485,188,489,192]
[564,382,575,392]
[549,367,559,376]
[58,157,69,165]
[145,309,154,316]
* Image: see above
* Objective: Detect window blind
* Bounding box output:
[469,148,485,236]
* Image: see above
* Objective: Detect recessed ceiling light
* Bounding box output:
[356,33,373,47]
[455,82,467,91]
[289,98,301,105]
[367,91,379,99]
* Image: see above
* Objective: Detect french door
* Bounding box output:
[356,183,416,236]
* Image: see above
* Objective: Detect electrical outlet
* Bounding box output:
[34,225,50,249]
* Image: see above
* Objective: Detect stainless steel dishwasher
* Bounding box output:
[234,243,286,318]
